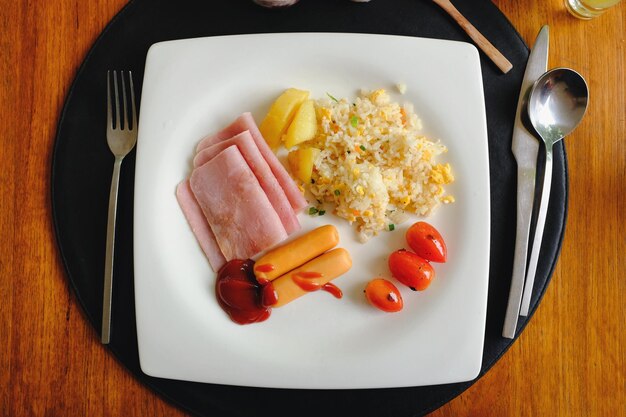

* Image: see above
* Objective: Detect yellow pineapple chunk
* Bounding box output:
[284,99,317,149]
[259,88,309,148]
[287,147,321,184]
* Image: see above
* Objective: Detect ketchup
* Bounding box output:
[292,271,343,299]
[322,282,343,299]
[255,263,275,273]
[216,260,343,325]
[216,259,271,325]
[261,283,279,308]
[292,271,324,291]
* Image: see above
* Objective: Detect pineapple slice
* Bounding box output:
[284,99,317,149]
[259,88,309,148]
[287,147,321,184]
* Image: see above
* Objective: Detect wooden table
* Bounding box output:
[1,1,624,416]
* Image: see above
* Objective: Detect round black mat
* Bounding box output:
[51,0,567,416]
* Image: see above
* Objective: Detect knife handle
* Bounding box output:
[432,0,513,74]
[503,165,536,338]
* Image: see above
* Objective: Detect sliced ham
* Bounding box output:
[190,145,288,261]
[196,112,307,212]
[176,180,226,272]
[193,130,300,235]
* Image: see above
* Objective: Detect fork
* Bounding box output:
[102,70,138,344]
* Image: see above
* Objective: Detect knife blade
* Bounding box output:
[502,25,549,339]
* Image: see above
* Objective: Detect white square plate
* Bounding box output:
[134,33,490,389]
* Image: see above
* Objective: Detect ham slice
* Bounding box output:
[189,145,288,261]
[196,112,307,212]
[176,180,226,272]
[193,130,300,235]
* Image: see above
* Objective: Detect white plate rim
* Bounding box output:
[133,32,491,389]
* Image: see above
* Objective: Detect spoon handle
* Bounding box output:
[520,143,553,316]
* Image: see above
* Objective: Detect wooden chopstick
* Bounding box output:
[432,0,513,74]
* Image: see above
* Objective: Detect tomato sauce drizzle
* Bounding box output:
[292,275,322,291]
[322,282,343,299]
[216,261,343,325]
[291,271,343,299]
[261,283,279,308]
[255,263,275,273]
[215,259,271,325]
[256,277,270,286]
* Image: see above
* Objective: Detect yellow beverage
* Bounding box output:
[565,0,622,19]
[584,0,621,6]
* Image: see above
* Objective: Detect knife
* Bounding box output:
[502,26,549,339]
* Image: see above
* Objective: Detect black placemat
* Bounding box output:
[51,1,567,416]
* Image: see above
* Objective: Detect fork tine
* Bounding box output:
[106,71,112,130]
[120,71,128,130]
[113,70,120,129]
[129,71,137,130]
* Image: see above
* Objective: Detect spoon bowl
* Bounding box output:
[519,67,588,317]
[528,67,589,145]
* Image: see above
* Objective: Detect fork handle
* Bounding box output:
[101,157,122,344]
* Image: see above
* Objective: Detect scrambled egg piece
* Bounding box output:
[429,163,454,185]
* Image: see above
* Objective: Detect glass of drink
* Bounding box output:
[565,0,622,19]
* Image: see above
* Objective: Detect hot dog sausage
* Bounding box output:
[254,225,339,282]
[270,248,352,307]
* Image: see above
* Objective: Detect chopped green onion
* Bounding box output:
[350,116,359,128]
[389,224,395,231]
[308,207,319,215]
[359,145,366,151]
[318,210,326,216]
[334,189,341,196]
[326,92,339,103]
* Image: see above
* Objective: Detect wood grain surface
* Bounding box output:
[1,0,624,416]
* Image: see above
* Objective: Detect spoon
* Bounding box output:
[520,68,589,316]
